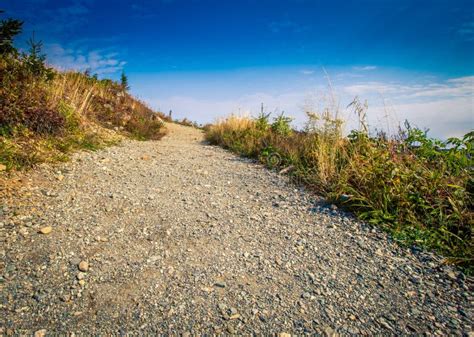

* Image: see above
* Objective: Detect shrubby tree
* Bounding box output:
[0,9,23,55]
[22,35,54,80]
[121,70,130,91]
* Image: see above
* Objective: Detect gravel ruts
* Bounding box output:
[1,123,472,335]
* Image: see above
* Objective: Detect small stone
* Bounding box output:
[78,279,86,286]
[349,314,356,321]
[229,313,240,320]
[278,333,291,337]
[447,271,457,280]
[77,272,86,280]
[324,326,338,337]
[218,303,227,312]
[34,329,47,337]
[142,155,151,160]
[70,257,81,266]
[0,163,6,171]
[38,226,52,234]
[226,325,236,334]
[214,282,226,288]
[56,175,64,181]
[19,227,29,237]
[78,261,89,272]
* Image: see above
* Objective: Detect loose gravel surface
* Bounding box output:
[1,123,473,335]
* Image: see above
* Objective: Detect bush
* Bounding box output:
[205,114,474,272]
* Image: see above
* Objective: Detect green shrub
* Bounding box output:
[271,113,293,136]
[205,115,474,272]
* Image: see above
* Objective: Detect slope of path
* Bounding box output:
[1,123,472,335]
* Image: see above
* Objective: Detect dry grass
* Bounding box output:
[0,54,169,171]
[205,110,474,273]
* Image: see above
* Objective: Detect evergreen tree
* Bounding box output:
[120,70,130,91]
[0,10,23,55]
[22,35,54,80]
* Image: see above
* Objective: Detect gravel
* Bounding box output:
[1,123,472,335]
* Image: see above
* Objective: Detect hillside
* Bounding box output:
[0,16,168,172]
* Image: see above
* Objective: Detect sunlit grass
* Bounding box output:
[205,106,474,273]
[0,53,169,171]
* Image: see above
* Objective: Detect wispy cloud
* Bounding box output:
[353,65,377,71]
[17,0,92,38]
[300,69,314,75]
[457,20,474,41]
[367,96,473,138]
[45,43,126,75]
[342,75,473,138]
[344,76,473,99]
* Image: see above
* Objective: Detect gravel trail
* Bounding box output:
[1,123,472,335]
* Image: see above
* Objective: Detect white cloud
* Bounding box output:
[353,66,377,71]
[146,75,473,139]
[367,96,473,139]
[343,82,415,96]
[342,75,474,138]
[300,69,315,75]
[457,21,474,41]
[45,43,126,75]
[147,91,312,126]
[344,76,473,100]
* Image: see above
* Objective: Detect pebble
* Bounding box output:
[34,329,47,337]
[214,282,226,288]
[38,226,52,234]
[78,261,89,272]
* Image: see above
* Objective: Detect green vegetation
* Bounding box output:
[205,105,474,272]
[0,11,169,171]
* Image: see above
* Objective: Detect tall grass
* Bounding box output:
[205,107,474,273]
[0,53,169,170]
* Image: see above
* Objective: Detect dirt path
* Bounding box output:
[1,123,472,335]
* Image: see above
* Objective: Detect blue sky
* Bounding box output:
[4,0,474,138]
